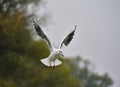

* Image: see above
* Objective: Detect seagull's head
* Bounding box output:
[58,49,64,57]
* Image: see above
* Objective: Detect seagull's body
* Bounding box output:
[33,18,76,68]
[41,48,63,67]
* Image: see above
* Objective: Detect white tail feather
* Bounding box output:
[40,58,62,67]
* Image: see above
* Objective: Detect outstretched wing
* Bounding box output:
[59,25,77,49]
[33,18,53,51]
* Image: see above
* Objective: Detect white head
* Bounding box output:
[56,49,64,57]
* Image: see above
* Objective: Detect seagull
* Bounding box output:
[33,18,77,68]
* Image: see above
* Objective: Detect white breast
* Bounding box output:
[49,51,59,61]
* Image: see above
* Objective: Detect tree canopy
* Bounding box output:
[65,57,113,87]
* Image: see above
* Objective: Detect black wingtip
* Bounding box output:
[32,17,37,24]
[74,25,77,31]
[75,25,77,28]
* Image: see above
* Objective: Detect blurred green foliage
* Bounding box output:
[0,0,113,87]
[66,57,113,87]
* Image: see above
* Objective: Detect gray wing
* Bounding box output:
[33,18,53,51]
[59,25,77,49]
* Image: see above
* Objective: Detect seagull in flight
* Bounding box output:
[33,18,77,68]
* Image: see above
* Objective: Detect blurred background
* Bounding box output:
[0,0,119,87]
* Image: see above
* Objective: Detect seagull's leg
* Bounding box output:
[53,61,55,69]
[49,60,51,67]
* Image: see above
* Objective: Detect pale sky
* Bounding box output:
[37,0,120,87]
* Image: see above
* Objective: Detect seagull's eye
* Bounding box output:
[59,51,62,53]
